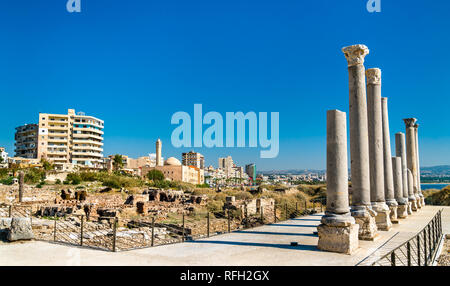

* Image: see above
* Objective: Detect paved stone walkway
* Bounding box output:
[0,206,448,266]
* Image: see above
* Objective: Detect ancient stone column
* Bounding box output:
[318,110,359,255]
[366,69,391,230]
[18,171,24,203]
[404,118,419,211]
[414,124,425,207]
[392,157,407,219]
[342,44,377,240]
[381,97,397,225]
[407,169,416,212]
[395,133,409,207]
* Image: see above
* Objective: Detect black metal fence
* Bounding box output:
[1,198,326,252]
[371,209,443,266]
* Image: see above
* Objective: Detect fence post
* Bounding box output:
[305,200,307,210]
[80,215,84,246]
[428,224,432,256]
[260,207,264,224]
[182,213,185,242]
[245,204,248,229]
[391,251,396,266]
[207,212,210,238]
[424,228,428,266]
[417,235,421,266]
[227,209,231,233]
[8,205,12,217]
[274,205,277,223]
[112,217,117,252]
[295,202,298,214]
[53,217,57,242]
[151,217,155,247]
[407,241,411,266]
[285,203,288,221]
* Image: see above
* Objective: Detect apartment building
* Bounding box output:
[15,109,104,170]
[182,151,205,169]
[14,124,39,158]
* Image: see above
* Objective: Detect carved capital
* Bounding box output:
[414,124,419,129]
[403,118,417,128]
[342,44,369,67]
[366,68,381,84]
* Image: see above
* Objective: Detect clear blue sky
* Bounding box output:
[0,0,449,171]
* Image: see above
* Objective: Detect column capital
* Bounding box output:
[403,118,417,128]
[342,44,369,67]
[414,124,419,129]
[366,68,381,84]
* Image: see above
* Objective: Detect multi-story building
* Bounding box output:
[218,156,234,177]
[182,151,204,169]
[14,124,39,158]
[245,163,256,183]
[14,109,104,170]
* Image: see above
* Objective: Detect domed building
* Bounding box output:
[140,139,204,185]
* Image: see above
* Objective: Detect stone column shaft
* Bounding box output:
[404,118,419,209]
[18,171,24,203]
[342,45,372,213]
[366,68,386,210]
[393,157,408,218]
[414,124,425,206]
[381,98,396,207]
[395,133,409,201]
[407,169,418,211]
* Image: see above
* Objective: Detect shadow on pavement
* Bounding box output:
[187,240,320,252]
[233,230,317,237]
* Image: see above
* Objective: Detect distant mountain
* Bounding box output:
[421,165,450,176]
[258,169,326,175]
[259,165,450,176]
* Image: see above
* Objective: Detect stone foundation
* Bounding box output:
[374,210,392,231]
[353,211,378,241]
[317,224,359,255]
[397,205,408,219]
[389,205,399,224]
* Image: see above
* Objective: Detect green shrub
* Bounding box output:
[24,168,46,184]
[146,169,165,181]
[0,176,14,185]
[207,200,224,213]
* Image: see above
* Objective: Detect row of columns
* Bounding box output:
[318,44,425,255]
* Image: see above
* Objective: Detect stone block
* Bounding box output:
[353,213,378,241]
[389,206,399,224]
[0,217,12,230]
[7,217,34,241]
[375,210,392,231]
[317,224,359,255]
[397,205,408,219]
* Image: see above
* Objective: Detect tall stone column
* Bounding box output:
[381,97,397,224]
[318,110,359,255]
[342,44,377,240]
[404,118,419,211]
[414,124,425,207]
[407,169,417,212]
[392,157,407,219]
[366,69,392,230]
[395,132,412,215]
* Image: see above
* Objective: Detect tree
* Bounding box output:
[146,169,165,181]
[40,158,54,171]
[112,154,124,171]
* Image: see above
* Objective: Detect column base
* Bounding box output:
[407,202,413,215]
[351,207,378,241]
[411,199,419,211]
[415,195,422,209]
[374,210,392,231]
[317,224,359,255]
[421,197,425,206]
[397,204,408,219]
[389,205,399,224]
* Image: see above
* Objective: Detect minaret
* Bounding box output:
[156,138,162,166]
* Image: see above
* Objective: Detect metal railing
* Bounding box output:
[0,204,33,220]
[371,209,443,266]
[3,197,326,252]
